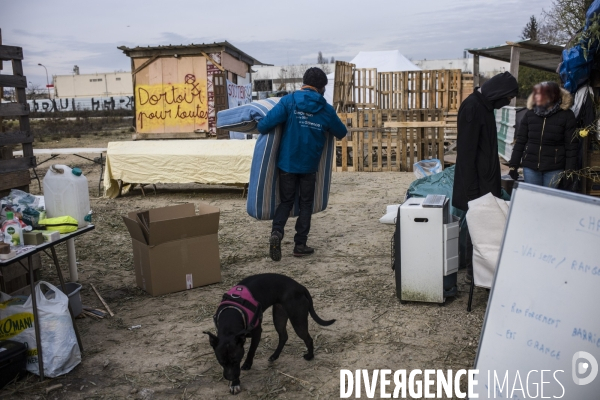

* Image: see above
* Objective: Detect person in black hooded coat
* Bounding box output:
[452,72,518,212]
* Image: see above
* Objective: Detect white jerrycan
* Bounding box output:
[43,164,91,228]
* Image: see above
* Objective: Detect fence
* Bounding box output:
[25,96,134,112]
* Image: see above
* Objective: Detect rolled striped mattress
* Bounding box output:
[217,97,334,220]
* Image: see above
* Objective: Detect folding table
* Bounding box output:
[0,225,94,380]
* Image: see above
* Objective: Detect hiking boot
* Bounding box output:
[293,244,314,257]
[270,231,283,261]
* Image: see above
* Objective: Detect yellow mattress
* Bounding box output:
[104,140,255,198]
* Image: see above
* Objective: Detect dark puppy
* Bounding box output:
[204,273,335,394]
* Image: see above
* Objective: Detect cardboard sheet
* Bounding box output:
[104,140,255,198]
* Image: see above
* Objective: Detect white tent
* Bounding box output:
[324,50,421,105]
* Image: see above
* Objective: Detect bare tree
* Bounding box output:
[320,63,331,75]
[26,84,45,100]
[277,65,304,91]
[330,56,335,63]
[522,15,540,40]
[317,51,325,64]
[541,0,594,44]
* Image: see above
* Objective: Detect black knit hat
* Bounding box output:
[303,67,328,89]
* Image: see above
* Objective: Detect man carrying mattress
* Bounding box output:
[257,67,347,261]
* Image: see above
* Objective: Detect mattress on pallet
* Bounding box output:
[217,98,334,220]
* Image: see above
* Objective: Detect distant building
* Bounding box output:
[252,64,334,92]
[53,71,133,98]
[413,58,509,78]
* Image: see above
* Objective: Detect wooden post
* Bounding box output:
[509,46,520,107]
[473,54,480,88]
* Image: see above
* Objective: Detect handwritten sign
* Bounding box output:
[227,80,252,109]
[135,73,208,133]
[474,184,600,399]
[227,80,253,139]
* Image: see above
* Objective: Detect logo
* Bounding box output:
[6,227,15,234]
[572,351,598,386]
[0,312,34,340]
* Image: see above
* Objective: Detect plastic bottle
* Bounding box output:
[2,211,24,246]
[43,164,91,228]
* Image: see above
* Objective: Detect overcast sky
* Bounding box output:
[2,0,550,86]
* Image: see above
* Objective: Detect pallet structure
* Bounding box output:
[0,34,34,196]
[0,33,43,294]
[332,61,472,172]
[335,110,445,172]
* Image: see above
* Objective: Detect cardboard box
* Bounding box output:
[122,203,221,296]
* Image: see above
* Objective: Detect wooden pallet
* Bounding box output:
[354,68,378,109]
[0,35,34,197]
[333,66,469,114]
[377,70,463,112]
[332,61,355,113]
[335,109,445,172]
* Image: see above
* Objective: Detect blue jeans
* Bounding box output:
[522,167,563,188]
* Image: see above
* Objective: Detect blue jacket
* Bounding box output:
[257,89,347,174]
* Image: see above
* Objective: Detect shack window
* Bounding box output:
[116,77,121,81]
[89,78,103,82]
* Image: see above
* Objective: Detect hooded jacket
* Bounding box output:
[257,89,347,174]
[509,88,578,172]
[452,72,518,212]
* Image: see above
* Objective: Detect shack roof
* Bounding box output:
[117,41,267,66]
[467,40,563,73]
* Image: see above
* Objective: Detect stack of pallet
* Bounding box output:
[0,35,42,294]
[332,61,470,172]
[0,38,34,197]
[335,109,445,172]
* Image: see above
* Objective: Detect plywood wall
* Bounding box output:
[221,52,248,78]
[133,56,208,138]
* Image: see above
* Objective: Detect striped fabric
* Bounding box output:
[216,97,334,221]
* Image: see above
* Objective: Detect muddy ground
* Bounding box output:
[0,133,489,400]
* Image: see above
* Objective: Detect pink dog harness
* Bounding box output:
[214,285,262,332]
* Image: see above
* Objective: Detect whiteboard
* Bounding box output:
[474,183,600,399]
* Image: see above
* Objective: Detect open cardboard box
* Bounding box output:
[122,203,221,296]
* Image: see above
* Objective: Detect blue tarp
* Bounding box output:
[560,0,600,93]
[407,166,464,218]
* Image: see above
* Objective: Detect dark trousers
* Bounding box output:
[272,169,316,245]
[459,212,473,278]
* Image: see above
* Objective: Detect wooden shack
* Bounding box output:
[118,42,264,140]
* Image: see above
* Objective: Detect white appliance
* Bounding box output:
[396,196,459,303]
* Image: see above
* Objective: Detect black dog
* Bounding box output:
[204,273,335,394]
